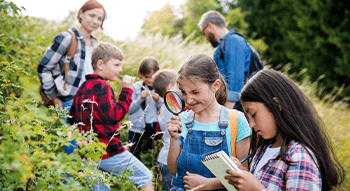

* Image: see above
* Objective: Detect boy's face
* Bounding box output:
[101,58,123,81]
[140,71,156,87]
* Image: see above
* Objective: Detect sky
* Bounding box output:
[10,0,186,41]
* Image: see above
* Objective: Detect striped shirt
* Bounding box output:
[250,140,322,190]
[37,27,98,102]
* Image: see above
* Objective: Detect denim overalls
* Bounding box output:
[171,106,230,191]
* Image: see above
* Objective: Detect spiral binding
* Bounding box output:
[202,152,220,162]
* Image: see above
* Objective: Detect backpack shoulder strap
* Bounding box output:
[229,109,238,157]
[62,29,78,90]
[219,31,242,59]
[66,29,78,60]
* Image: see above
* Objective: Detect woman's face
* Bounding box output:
[79,8,104,32]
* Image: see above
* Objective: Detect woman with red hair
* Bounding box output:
[38,0,107,112]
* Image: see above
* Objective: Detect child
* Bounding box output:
[167,54,252,191]
[224,69,345,190]
[68,43,153,191]
[128,57,163,160]
[153,69,177,191]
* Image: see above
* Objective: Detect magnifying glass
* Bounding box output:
[164,90,186,133]
[164,90,185,115]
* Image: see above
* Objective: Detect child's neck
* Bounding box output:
[194,102,222,123]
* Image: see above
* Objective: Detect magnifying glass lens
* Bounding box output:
[164,91,185,115]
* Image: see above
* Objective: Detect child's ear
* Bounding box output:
[96,59,104,70]
[273,97,282,111]
[167,83,175,91]
[212,79,221,92]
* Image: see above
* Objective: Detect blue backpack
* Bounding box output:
[219,32,263,78]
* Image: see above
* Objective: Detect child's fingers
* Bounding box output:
[229,156,241,165]
[123,75,135,83]
[225,169,240,177]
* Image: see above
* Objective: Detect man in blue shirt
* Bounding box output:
[198,11,251,111]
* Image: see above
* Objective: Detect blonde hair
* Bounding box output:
[91,43,123,69]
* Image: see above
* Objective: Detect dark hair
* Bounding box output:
[91,43,123,69]
[78,0,107,29]
[240,69,345,190]
[138,57,159,76]
[153,69,177,98]
[177,54,228,105]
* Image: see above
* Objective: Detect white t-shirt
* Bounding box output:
[253,145,281,177]
[83,46,94,77]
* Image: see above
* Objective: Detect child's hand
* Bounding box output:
[141,90,149,100]
[167,115,182,139]
[183,172,207,190]
[150,91,160,102]
[122,75,135,89]
[224,169,265,191]
[229,156,245,171]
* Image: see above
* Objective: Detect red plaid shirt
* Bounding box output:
[68,74,133,159]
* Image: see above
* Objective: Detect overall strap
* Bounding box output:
[185,110,195,129]
[218,106,229,136]
[218,106,229,128]
[229,109,238,157]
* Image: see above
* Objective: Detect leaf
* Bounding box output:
[44,134,52,142]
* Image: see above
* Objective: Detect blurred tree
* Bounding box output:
[141,3,181,36]
[140,0,268,58]
[244,0,350,99]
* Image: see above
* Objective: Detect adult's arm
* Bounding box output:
[224,36,247,103]
[37,31,72,100]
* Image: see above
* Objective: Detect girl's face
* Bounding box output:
[79,8,104,33]
[242,101,280,143]
[140,71,156,87]
[177,78,218,113]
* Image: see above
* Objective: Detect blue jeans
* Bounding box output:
[159,163,174,191]
[61,99,78,155]
[96,150,153,189]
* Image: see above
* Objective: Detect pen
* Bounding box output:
[240,153,253,164]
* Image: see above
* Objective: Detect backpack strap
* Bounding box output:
[229,109,238,157]
[61,29,78,91]
[219,30,236,59]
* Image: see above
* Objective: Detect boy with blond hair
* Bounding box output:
[68,43,153,191]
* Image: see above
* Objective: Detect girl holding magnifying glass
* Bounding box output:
[167,54,252,191]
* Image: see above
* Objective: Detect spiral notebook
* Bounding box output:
[202,151,241,191]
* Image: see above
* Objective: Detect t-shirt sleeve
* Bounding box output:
[236,111,252,142]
